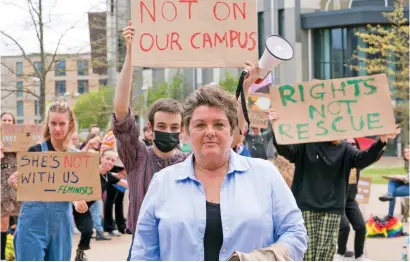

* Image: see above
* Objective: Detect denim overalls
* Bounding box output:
[14,141,73,261]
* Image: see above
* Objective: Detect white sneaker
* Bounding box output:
[355,255,371,261]
[109,230,122,237]
[334,254,345,261]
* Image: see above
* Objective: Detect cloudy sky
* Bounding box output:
[0,0,106,56]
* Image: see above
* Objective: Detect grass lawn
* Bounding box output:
[361,166,407,184]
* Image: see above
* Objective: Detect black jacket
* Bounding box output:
[272,133,386,214]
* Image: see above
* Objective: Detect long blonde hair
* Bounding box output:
[43,99,77,150]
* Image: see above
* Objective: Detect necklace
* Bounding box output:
[101,173,108,182]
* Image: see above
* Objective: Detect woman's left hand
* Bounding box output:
[243,61,261,92]
[380,125,401,143]
[73,200,88,213]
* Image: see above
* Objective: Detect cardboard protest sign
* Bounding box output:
[247,93,271,129]
[272,156,294,187]
[131,0,258,67]
[270,74,396,144]
[17,152,101,202]
[1,125,42,152]
[356,176,372,204]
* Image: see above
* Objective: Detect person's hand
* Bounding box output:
[268,109,280,121]
[8,172,18,191]
[73,201,88,213]
[242,61,261,92]
[122,20,135,56]
[380,125,401,143]
[88,136,101,148]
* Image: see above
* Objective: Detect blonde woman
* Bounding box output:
[8,99,88,261]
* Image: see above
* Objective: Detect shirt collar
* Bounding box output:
[175,149,249,182]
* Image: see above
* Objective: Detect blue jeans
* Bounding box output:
[89,200,104,232]
[14,201,73,261]
[387,180,409,217]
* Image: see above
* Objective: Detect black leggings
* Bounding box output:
[337,200,366,258]
[73,204,94,250]
[104,185,126,232]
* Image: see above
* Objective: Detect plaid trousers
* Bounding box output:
[302,211,341,261]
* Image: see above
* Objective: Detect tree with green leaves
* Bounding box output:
[219,72,239,94]
[73,86,115,129]
[349,0,409,144]
[135,74,187,115]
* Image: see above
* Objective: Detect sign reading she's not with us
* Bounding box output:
[131,0,258,67]
[17,152,101,202]
[270,74,396,144]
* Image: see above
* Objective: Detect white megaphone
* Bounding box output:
[235,34,294,132]
[254,35,294,84]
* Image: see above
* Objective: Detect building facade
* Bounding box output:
[104,0,408,156]
[1,53,108,124]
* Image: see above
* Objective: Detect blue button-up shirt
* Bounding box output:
[131,150,307,261]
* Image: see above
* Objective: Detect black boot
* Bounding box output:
[1,232,7,261]
[379,193,393,202]
[75,249,87,261]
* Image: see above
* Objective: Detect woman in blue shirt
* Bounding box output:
[129,73,308,261]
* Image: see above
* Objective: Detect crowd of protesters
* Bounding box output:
[0,20,408,262]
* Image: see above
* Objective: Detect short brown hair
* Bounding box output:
[183,85,238,135]
[88,124,100,132]
[148,98,183,126]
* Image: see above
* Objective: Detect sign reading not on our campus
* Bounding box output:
[131,0,258,68]
[270,74,396,144]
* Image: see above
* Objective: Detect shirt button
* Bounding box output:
[224,226,228,231]
[222,248,227,253]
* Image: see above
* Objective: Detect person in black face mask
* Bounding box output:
[112,21,254,259]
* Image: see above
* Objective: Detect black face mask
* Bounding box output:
[153,130,180,153]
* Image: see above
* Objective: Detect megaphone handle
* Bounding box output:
[236,70,251,135]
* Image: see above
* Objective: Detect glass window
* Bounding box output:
[117,32,126,72]
[17,81,23,98]
[16,62,23,76]
[55,60,66,76]
[17,120,24,124]
[34,62,41,74]
[99,79,107,86]
[278,9,284,38]
[77,60,89,76]
[314,26,366,79]
[34,100,39,116]
[78,80,89,94]
[55,81,66,96]
[17,101,24,117]
[257,12,265,58]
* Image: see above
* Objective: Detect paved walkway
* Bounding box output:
[72,184,408,261]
